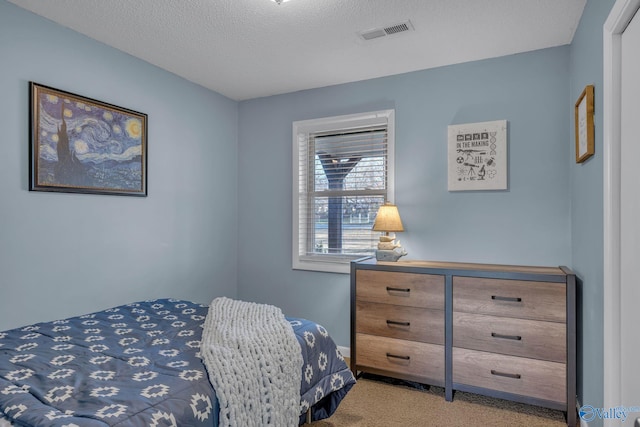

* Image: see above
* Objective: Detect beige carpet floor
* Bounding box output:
[311,376,568,427]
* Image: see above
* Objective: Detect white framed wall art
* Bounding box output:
[447,119,507,191]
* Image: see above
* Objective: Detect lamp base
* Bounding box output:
[375,249,407,262]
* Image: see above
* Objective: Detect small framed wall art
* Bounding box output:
[575,84,594,163]
[447,120,508,191]
[29,82,148,196]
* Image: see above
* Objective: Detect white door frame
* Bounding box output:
[603,0,640,422]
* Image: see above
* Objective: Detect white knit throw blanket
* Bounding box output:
[201,297,303,427]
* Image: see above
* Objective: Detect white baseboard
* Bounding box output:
[338,345,350,359]
[577,398,588,427]
[581,414,588,427]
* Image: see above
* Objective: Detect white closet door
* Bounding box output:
[620,6,640,408]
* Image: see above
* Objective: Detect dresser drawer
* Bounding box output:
[453,276,566,322]
[357,301,444,344]
[356,333,444,382]
[356,270,444,309]
[453,312,566,362]
[453,347,566,404]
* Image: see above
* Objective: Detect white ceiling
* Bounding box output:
[8,0,587,101]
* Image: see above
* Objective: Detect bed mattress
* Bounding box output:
[0,298,355,426]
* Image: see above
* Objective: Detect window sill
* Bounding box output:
[292,256,359,274]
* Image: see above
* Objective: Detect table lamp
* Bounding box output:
[372,202,407,261]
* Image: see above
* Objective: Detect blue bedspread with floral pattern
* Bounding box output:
[0,299,355,426]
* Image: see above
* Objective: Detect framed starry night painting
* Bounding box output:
[29,82,148,196]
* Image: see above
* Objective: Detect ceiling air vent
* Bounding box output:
[359,20,414,41]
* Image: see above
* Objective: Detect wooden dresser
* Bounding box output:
[354,269,445,386]
[350,258,576,426]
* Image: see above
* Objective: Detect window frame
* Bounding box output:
[292,109,395,274]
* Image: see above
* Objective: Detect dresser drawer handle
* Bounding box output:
[386,286,411,293]
[386,320,411,327]
[386,353,410,360]
[491,332,522,341]
[491,295,522,303]
[490,369,521,379]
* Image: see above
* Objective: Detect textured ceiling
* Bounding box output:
[8,0,587,101]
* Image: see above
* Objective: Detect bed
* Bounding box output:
[0,298,355,426]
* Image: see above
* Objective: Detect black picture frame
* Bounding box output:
[29,82,148,196]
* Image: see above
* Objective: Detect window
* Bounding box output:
[292,110,395,273]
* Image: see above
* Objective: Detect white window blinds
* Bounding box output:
[292,110,395,273]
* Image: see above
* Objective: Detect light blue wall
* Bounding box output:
[237,47,573,347]
[0,1,239,330]
[569,0,616,420]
